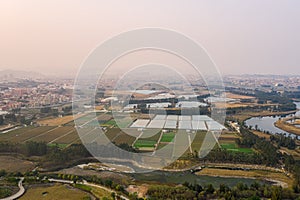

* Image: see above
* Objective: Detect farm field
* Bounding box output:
[37,114,83,126]
[133,140,157,148]
[53,130,80,144]
[139,130,161,141]
[133,131,162,150]
[75,184,112,199]
[220,143,253,153]
[55,112,109,127]
[115,118,134,128]
[219,131,239,140]
[33,126,75,143]
[0,155,35,172]
[0,126,35,141]
[155,143,174,158]
[113,132,136,145]
[104,128,123,141]
[173,131,190,157]
[190,131,206,152]
[101,119,117,127]
[64,120,75,126]
[97,113,113,123]
[160,132,175,143]
[0,125,82,148]
[84,120,101,127]
[102,118,133,128]
[0,126,56,143]
[225,92,256,100]
[74,113,98,126]
[105,128,136,145]
[19,184,91,200]
[107,113,146,128]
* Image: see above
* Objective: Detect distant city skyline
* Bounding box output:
[0,0,300,76]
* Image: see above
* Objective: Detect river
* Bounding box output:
[245,102,300,137]
[130,170,269,188]
[100,160,271,187]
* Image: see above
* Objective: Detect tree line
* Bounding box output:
[146,181,297,200]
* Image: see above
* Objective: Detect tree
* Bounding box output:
[111,192,116,200]
[0,115,4,125]
[271,186,282,200]
[0,169,7,177]
[205,184,215,194]
[24,141,47,156]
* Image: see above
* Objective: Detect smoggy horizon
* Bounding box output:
[1,1,300,76]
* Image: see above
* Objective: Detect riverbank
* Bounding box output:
[196,168,290,188]
[164,161,293,188]
[275,117,300,136]
[234,110,298,123]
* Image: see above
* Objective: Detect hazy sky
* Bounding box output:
[0,0,300,76]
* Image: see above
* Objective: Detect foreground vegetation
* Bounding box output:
[147,181,297,200]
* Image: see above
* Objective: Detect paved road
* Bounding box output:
[0,177,25,200]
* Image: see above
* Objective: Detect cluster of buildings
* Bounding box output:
[0,80,73,111]
[224,74,300,92]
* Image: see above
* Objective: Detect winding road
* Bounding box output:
[0,177,25,200]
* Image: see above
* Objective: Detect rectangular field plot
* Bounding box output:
[82,119,100,127]
[97,113,113,123]
[191,121,207,130]
[105,128,141,142]
[178,121,192,130]
[53,130,79,144]
[166,115,178,121]
[101,119,117,127]
[155,143,174,158]
[37,114,83,126]
[139,130,161,141]
[0,126,35,141]
[64,120,75,126]
[3,126,56,143]
[179,115,191,121]
[164,120,177,129]
[206,121,225,130]
[192,115,213,121]
[173,131,190,157]
[112,132,136,146]
[130,119,150,128]
[160,132,175,143]
[133,140,157,148]
[104,128,122,141]
[147,120,165,129]
[103,118,133,128]
[105,128,136,145]
[153,115,166,120]
[220,143,253,153]
[75,113,98,126]
[121,128,141,137]
[190,131,206,152]
[79,128,106,144]
[31,126,75,143]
